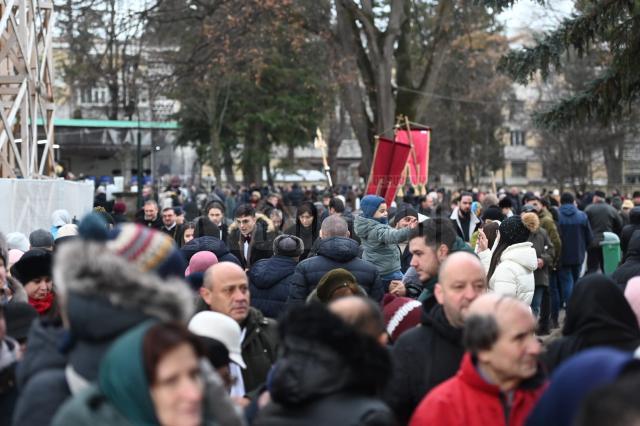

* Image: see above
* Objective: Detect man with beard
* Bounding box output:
[450,192,480,243]
[385,251,487,424]
[199,262,278,396]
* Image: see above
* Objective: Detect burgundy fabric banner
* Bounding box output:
[366,136,412,205]
[396,129,430,187]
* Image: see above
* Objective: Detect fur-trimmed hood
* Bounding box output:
[54,240,194,323]
[228,213,276,234]
[270,303,391,406]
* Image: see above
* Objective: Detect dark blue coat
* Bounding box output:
[249,256,297,319]
[288,237,383,303]
[558,204,593,266]
[181,236,240,265]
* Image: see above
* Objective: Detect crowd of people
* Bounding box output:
[2,180,640,425]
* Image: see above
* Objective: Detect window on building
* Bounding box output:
[511,161,527,177]
[510,130,526,146]
[78,87,108,105]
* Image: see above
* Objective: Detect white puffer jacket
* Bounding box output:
[488,242,537,305]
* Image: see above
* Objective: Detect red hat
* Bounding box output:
[382,294,423,342]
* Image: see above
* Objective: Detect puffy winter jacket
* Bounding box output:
[612,230,640,289]
[249,256,297,319]
[288,237,383,303]
[489,242,537,305]
[557,204,593,266]
[385,303,465,424]
[354,215,413,277]
[621,207,640,255]
[180,236,240,265]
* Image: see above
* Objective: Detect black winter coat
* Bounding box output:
[621,207,640,255]
[384,303,465,425]
[181,236,240,265]
[288,237,383,303]
[249,256,297,319]
[612,230,640,288]
[227,216,278,269]
[241,308,279,394]
[254,304,393,426]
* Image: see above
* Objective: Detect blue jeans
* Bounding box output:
[558,265,582,309]
[531,286,545,316]
[381,271,404,293]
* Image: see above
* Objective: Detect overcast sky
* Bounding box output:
[497,0,575,37]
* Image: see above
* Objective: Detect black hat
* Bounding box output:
[498,198,513,209]
[595,190,606,198]
[10,249,52,284]
[499,216,531,246]
[4,302,38,342]
[521,204,537,213]
[481,205,505,222]
[273,235,304,258]
[391,205,418,226]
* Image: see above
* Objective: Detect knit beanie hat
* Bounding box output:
[10,249,52,284]
[382,294,422,342]
[185,251,218,276]
[113,202,127,215]
[106,223,186,279]
[498,215,530,246]
[391,205,418,226]
[316,268,360,303]
[481,205,505,222]
[4,301,38,342]
[624,277,640,327]
[273,234,304,258]
[6,232,29,252]
[360,195,385,219]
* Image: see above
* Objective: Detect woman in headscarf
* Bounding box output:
[285,201,320,260]
[542,274,640,373]
[51,209,72,239]
[486,215,537,304]
[53,321,243,426]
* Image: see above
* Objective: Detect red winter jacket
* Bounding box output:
[409,353,546,426]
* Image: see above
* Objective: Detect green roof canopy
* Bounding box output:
[36,118,179,130]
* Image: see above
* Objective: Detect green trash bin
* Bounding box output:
[600,232,621,275]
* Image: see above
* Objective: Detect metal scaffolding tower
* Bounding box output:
[0,0,55,178]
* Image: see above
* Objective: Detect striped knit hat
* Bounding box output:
[382,294,423,342]
[107,224,186,279]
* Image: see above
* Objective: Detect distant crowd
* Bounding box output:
[1,179,640,426]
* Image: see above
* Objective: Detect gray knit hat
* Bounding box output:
[273,234,304,258]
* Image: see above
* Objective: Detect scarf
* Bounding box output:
[29,292,54,315]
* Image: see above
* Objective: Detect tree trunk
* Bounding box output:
[602,139,624,187]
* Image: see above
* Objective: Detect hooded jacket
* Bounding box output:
[288,237,383,303]
[254,304,394,426]
[489,242,537,304]
[385,303,465,425]
[249,256,297,319]
[52,322,242,426]
[354,215,413,277]
[410,353,546,426]
[227,214,279,269]
[542,274,640,373]
[12,241,194,426]
[585,201,623,244]
[620,207,640,255]
[181,235,241,265]
[612,230,640,288]
[557,204,593,266]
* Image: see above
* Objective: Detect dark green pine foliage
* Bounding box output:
[481,0,640,129]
